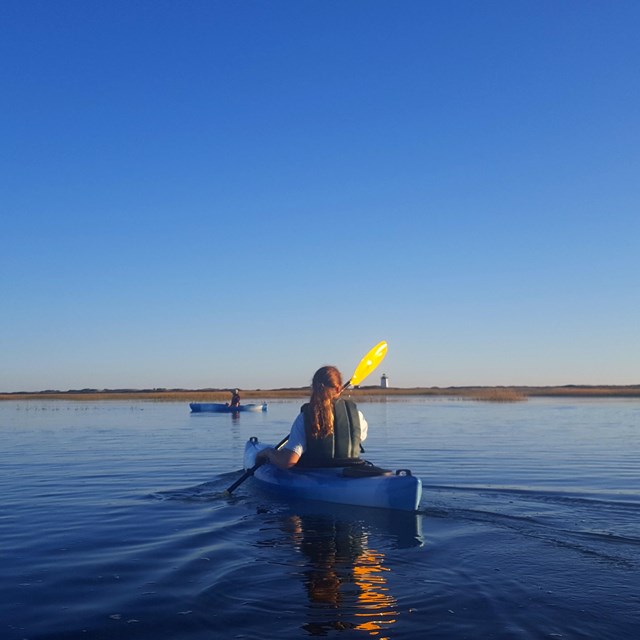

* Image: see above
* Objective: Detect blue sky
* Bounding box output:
[2,0,639,392]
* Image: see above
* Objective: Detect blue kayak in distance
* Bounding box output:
[190,402,268,413]
[243,437,422,512]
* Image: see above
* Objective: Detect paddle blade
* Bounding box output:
[348,341,388,387]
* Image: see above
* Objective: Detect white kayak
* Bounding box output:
[243,437,422,512]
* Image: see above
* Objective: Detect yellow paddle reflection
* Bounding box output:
[283,509,421,637]
[352,549,398,634]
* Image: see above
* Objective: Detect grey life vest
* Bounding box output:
[297,398,362,467]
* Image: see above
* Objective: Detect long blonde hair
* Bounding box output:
[308,366,343,439]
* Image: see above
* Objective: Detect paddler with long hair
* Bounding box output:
[256,366,368,470]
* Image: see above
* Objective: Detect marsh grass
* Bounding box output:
[2,385,639,402]
[467,388,528,402]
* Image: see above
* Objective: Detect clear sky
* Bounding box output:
[2,0,639,392]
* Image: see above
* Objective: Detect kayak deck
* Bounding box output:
[244,438,422,512]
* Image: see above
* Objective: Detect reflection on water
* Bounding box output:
[292,515,396,635]
[274,506,422,636]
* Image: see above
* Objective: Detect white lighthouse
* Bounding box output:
[380,373,389,388]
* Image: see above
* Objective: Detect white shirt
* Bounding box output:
[284,409,368,457]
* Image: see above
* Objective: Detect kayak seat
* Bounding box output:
[341,461,393,478]
[294,457,363,469]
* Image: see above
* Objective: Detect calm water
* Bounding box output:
[1,397,639,639]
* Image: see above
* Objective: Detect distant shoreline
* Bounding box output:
[1,385,639,402]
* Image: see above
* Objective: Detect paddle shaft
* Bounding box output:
[224,434,289,495]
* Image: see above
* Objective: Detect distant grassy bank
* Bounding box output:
[1,385,639,402]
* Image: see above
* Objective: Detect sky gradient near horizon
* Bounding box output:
[2,1,639,392]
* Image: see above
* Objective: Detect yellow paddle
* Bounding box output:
[344,340,388,389]
[224,341,388,495]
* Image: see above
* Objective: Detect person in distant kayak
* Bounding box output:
[256,365,368,470]
[230,389,241,408]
